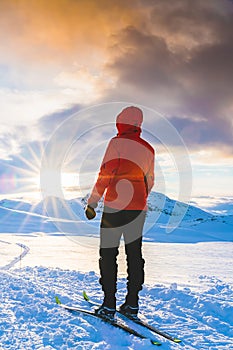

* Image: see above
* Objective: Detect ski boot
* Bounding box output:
[119,303,139,321]
[95,304,116,321]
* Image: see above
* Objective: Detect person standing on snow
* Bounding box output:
[85,106,155,320]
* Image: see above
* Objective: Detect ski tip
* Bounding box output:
[151,340,162,346]
[83,290,90,302]
[55,296,62,305]
[174,338,182,343]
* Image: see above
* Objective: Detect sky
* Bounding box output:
[0,0,233,208]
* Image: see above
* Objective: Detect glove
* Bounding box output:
[85,204,96,220]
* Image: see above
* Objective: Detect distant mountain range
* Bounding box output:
[0,192,232,242]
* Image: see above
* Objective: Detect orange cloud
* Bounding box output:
[0,0,141,65]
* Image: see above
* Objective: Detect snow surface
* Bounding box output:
[0,192,233,349]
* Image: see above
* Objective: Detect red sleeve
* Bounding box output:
[146,152,155,194]
[88,139,119,205]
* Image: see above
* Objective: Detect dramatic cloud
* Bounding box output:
[0,0,138,129]
[105,0,233,151]
[1,0,233,152]
[0,0,233,199]
[0,0,140,67]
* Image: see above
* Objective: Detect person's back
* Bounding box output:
[85,106,155,320]
[88,106,154,211]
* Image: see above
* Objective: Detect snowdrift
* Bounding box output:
[0,267,232,349]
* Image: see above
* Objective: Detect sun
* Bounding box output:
[61,172,77,189]
[0,141,79,202]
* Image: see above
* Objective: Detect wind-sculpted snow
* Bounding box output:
[0,267,232,349]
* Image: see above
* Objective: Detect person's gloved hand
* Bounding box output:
[85,204,97,220]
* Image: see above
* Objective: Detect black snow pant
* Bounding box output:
[99,207,146,309]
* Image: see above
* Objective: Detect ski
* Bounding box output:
[83,291,181,344]
[118,311,181,343]
[55,297,161,346]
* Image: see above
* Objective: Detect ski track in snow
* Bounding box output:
[0,267,233,350]
[0,239,30,271]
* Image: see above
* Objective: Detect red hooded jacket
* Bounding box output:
[88,106,155,210]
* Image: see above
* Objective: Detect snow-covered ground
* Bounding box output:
[0,192,233,349]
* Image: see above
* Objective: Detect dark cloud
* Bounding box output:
[147,0,233,42]
[1,0,233,159]
[169,116,233,148]
[105,0,233,151]
[109,26,178,89]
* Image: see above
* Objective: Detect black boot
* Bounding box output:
[119,302,139,320]
[125,292,139,308]
[95,294,116,321]
[95,304,116,321]
[102,293,116,310]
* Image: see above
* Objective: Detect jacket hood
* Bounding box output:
[116,106,143,136]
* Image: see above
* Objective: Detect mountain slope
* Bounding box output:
[0,193,232,242]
